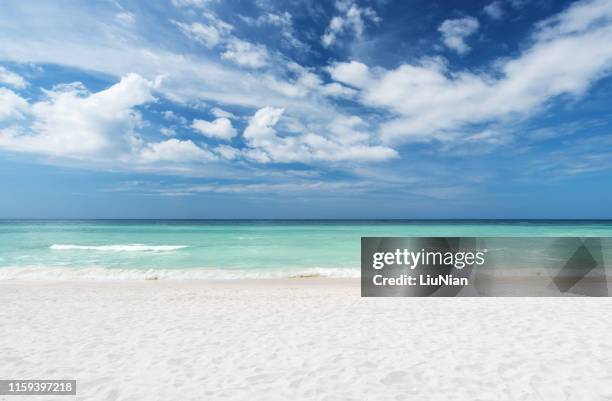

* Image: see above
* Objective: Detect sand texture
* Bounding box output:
[1,279,612,401]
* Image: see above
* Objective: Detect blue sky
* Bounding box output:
[1,0,612,218]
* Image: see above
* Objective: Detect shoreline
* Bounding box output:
[1,267,608,297]
[0,276,361,288]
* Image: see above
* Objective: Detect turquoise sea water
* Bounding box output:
[1,220,611,279]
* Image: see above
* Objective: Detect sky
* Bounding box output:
[1,0,612,219]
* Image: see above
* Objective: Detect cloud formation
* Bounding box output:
[0,66,28,89]
[0,74,155,158]
[221,39,269,68]
[322,0,381,47]
[483,1,504,20]
[1,0,612,187]
[140,138,214,162]
[0,74,212,165]
[192,117,237,140]
[241,107,397,163]
[438,16,480,55]
[328,0,612,146]
[0,88,29,119]
[173,18,232,48]
[171,0,210,8]
[174,14,269,69]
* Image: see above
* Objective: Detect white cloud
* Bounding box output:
[221,39,269,68]
[160,127,176,137]
[241,12,292,27]
[214,144,240,159]
[174,16,269,69]
[326,60,372,88]
[162,110,188,125]
[0,31,360,168]
[192,117,237,140]
[0,73,155,158]
[483,1,504,20]
[261,66,356,100]
[265,12,308,51]
[210,107,235,119]
[240,11,307,51]
[242,107,397,163]
[0,88,29,120]
[321,0,381,47]
[243,106,284,142]
[173,21,224,48]
[173,14,273,69]
[115,12,135,25]
[5,0,612,176]
[0,66,28,89]
[533,0,612,40]
[438,16,480,55]
[171,0,210,8]
[0,2,391,172]
[140,138,214,162]
[320,82,358,98]
[326,0,612,146]
[153,180,370,195]
[0,5,342,130]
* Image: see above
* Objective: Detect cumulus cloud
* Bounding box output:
[3,0,612,178]
[0,74,226,166]
[174,16,269,69]
[0,88,29,120]
[0,73,155,158]
[438,16,480,55]
[140,138,214,162]
[326,0,612,146]
[210,107,236,119]
[326,60,372,88]
[321,0,381,47]
[241,107,396,163]
[221,39,269,68]
[192,117,237,140]
[0,66,28,89]
[160,127,176,137]
[483,1,504,20]
[0,5,340,140]
[263,65,357,100]
[214,144,240,160]
[162,110,188,125]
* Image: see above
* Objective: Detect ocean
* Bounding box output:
[1,220,611,279]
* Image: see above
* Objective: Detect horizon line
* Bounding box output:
[1,218,612,222]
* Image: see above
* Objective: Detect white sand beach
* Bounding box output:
[1,279,612,401]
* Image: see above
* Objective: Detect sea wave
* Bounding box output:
[0,266,360,280]
[50,244,189,252]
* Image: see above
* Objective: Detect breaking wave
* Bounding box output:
[50,244,189,252]
[0,266,360,280]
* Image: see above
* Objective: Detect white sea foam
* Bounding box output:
[0,266,360,281]
[50,244,189,252]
